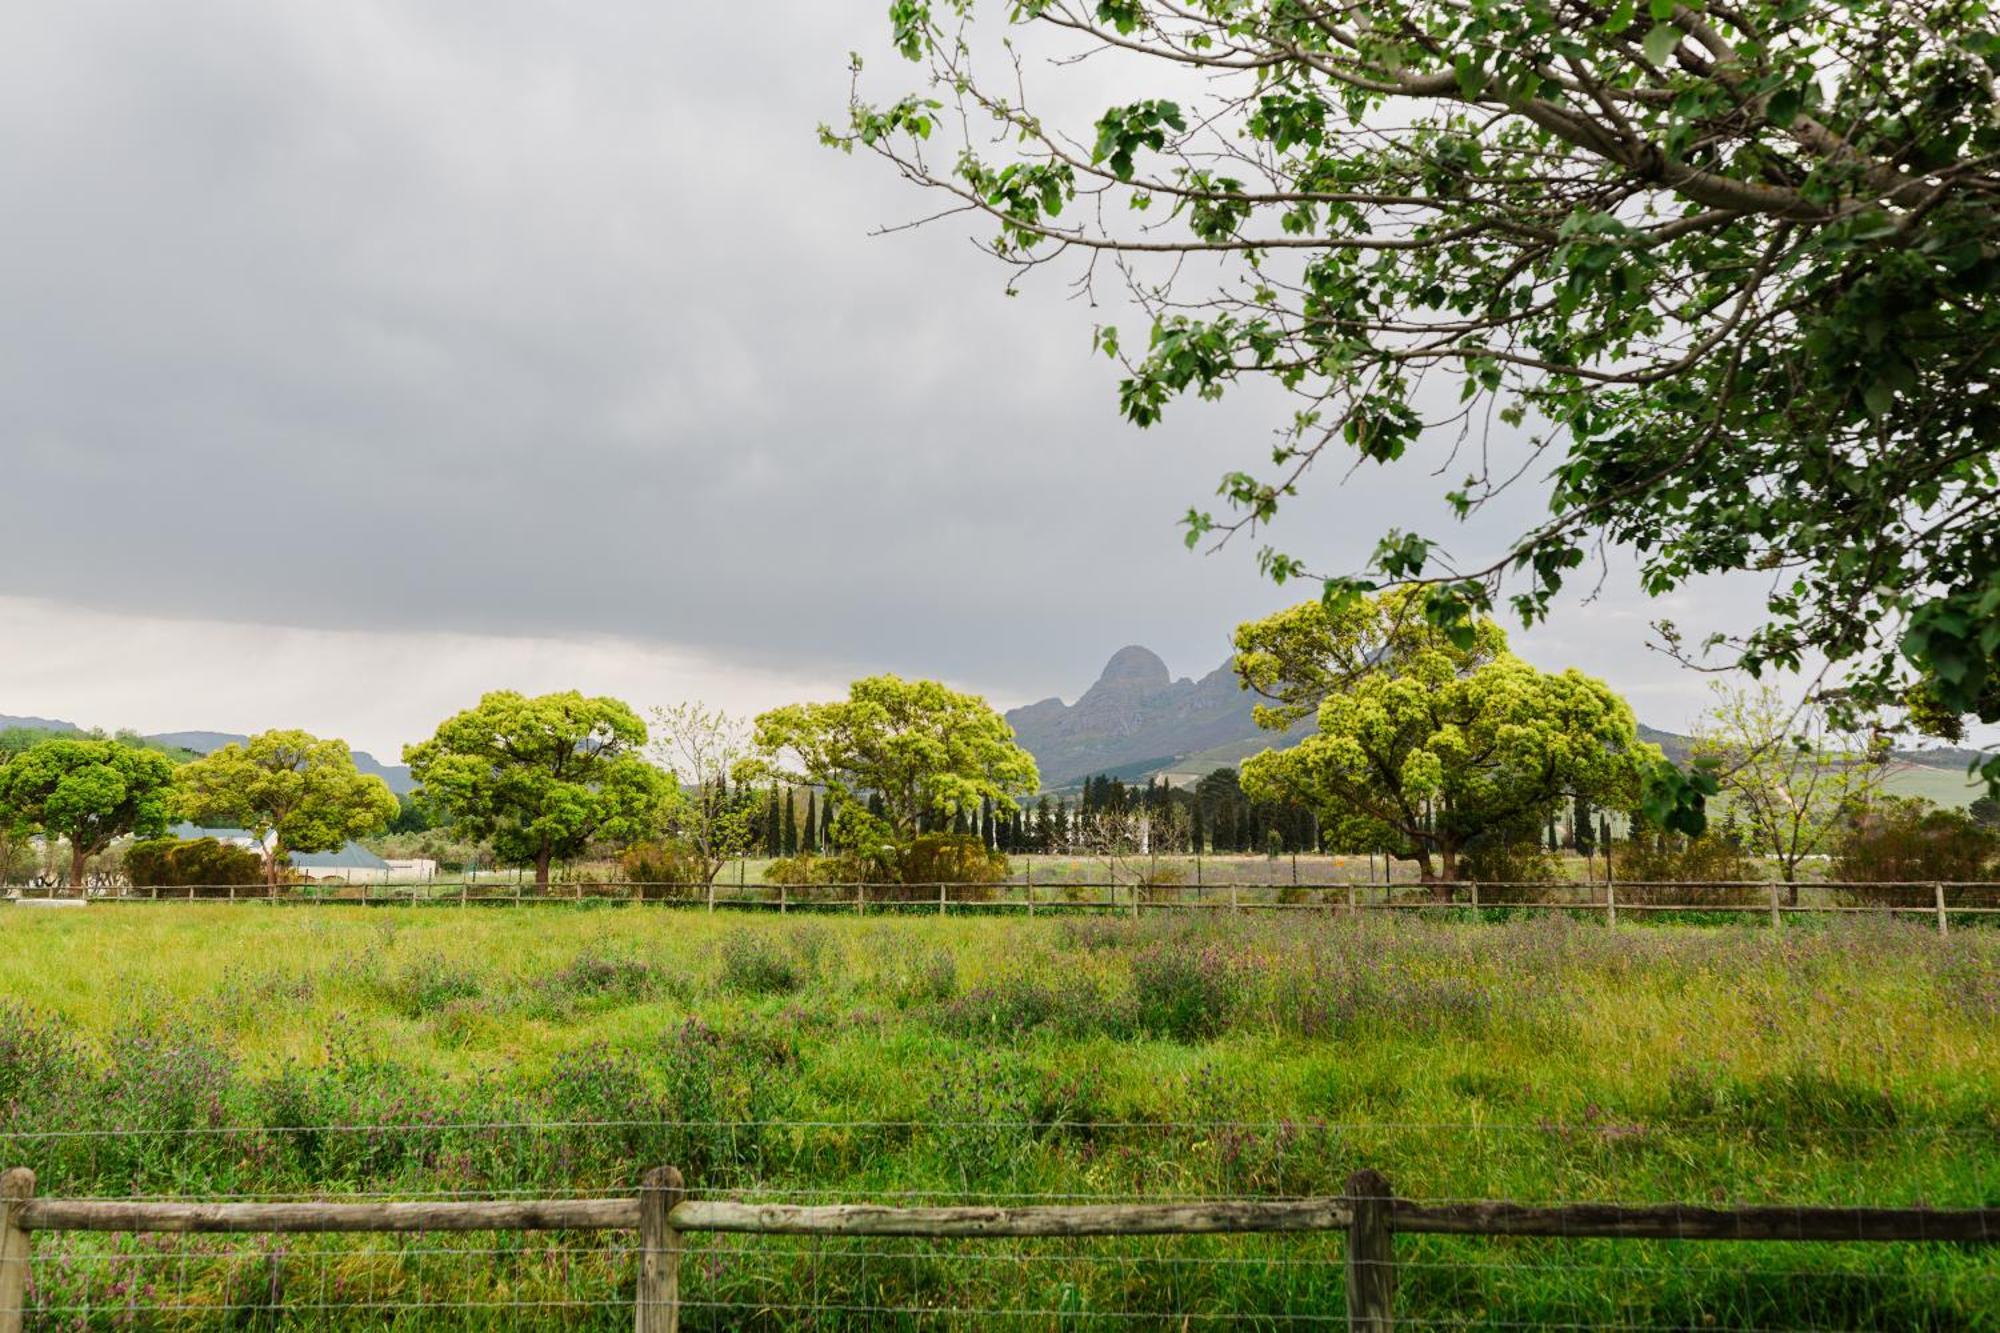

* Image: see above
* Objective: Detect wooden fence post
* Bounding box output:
[856,883,865,916]
[1605,881,1617,929]
[1230,883,1240,915]
[1936,882,1948,937]
[635,1165,684,1333]
[1,1167,34,1333]
[1345,1168,1394,1332]
[1347,883,1357,917]
[939,882,947,917]
[1024,863,1033,918]
[1769,881,1781,930]
[1469,881,1479,913]
[706,878,715,915]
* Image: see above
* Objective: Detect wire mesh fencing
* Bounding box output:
[33,878,2000,934]
[3,1119,1997,1329]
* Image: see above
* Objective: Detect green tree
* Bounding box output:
[1972,795,2000,831]
[404,691,670,891]
[0,738,176,890]
[646,701,758,884]
[1691,685,1888,899]
[174,730,399,889]
[749,676,1039,846]
[1833,797,2000,882]
[1238,591,1654,883]
[836,0,2000,793]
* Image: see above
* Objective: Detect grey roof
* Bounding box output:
[167,822,261,842]
[290,842,391,871]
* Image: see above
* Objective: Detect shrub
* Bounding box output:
[1833,798,1999,882]
[899,834,1007,887]
[620,839,709,900]
[1612,827,1760,904]
[1461,838,1564,884]
[126,837,267,895]
[765,852,899,899]
[773,835,1008,902]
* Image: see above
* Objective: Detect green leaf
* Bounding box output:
[1642,23,1681,67]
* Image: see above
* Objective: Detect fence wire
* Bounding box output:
[3,1119,1996,1330]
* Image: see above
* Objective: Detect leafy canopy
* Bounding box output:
[1237,589,1659,879]
[174,730,399,874]
[647,702,760,883]
[1689,684,1887,882]
[834,0,2000,788]
[0,738,177,861]
[403,691,670,880]
[749,675,1040,844]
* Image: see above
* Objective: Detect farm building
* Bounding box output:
[290,842,394,885]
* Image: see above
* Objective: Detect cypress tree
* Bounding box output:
[782,789,799,856]
[803,790,818,854]
[764,787,781,857]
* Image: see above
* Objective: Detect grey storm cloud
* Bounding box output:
[0,0,1771,721]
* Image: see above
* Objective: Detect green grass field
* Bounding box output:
[3,906,1997,1328]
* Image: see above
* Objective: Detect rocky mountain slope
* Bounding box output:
[1003,646,1311,789]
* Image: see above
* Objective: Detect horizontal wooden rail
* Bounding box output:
[8,1166,1999,1333]
[672,1198,1355,1237]
[17,1191,1997,1245]
[17,1196,640,1234]
[1389,1199,2000,1242]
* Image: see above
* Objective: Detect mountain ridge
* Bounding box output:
[1002,651,1989,796]
[0,714,414,794]
[1003,646,1313,790]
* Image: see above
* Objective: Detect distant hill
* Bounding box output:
[1004,655,1989,807]
[0,714,86,735]
[0,714,414,794]
[1004,646,1311,791]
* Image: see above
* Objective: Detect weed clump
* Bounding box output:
[719,930,804,996]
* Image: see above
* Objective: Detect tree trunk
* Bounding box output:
[68,842,90,896]
[267,843,284,892]
[535,849,553,893]
[1434,845,1459,903]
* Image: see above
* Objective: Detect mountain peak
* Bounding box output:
[1096,645,1171,690]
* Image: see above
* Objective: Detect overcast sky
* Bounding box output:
[0,1,1782,757]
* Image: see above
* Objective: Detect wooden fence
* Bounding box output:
[31,878,2000,933]
[4,1165,1996,1330]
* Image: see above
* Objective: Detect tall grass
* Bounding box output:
[1,907,1996,1328]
